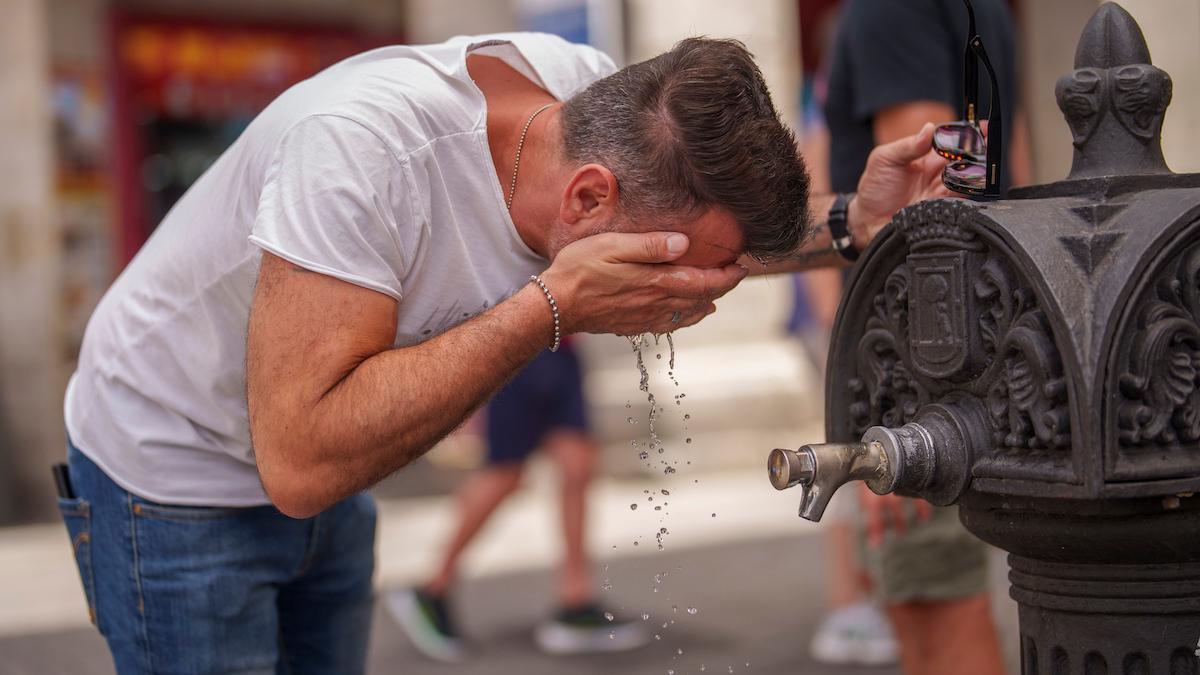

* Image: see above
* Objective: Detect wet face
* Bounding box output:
[547,205,745,269]
[666,206,745,269]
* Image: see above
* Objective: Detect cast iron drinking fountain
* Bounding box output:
[767,3,1200,671]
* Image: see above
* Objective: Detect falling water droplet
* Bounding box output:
[712,513,717,518]
[677,648,684,655]
[687,606,698,615]
[641,612,651,621]
[664,466,676,474]
[604,612,614,621]
[684,414,690,420]
[630,503,638,510]
[685,438,692,444]
[661,489,670,495]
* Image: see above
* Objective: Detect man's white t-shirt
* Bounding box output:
[65,33,616,507]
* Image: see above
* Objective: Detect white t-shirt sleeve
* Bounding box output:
[249,114,411,300]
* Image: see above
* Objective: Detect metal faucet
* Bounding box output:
[768,402,983,522]
[768,440,897,521]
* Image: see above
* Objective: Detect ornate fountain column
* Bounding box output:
[770,4,1200,671]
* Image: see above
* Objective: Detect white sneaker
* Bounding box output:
[809,602,899,666]
[533,604,649,655]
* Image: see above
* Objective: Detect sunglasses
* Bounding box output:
[933,0,1003,199]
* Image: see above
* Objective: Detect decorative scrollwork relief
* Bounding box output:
[848,265,929,435]
[976,259,1071,450]
[1117,244,1200,447]
[845,201,1070,453]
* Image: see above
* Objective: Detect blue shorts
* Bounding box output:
[486,345,589,465]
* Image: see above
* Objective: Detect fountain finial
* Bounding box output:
[1055,2,1172,179]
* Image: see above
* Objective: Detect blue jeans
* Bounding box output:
[57,440,377,675]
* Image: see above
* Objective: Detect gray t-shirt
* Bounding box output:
[65,33,615,506]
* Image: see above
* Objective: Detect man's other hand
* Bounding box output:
[849,122,954,250]
[540,232,749,336]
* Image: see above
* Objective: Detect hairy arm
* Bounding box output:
[247,252,551,518]
[247,232,743,519]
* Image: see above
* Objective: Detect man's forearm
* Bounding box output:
[277,284,552,516]
[746,190,894,275]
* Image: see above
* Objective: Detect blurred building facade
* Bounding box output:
[1,0,1198,524]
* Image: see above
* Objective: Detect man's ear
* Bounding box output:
[560,163,619,225]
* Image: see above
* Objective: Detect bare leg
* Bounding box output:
[886,594,1005,675]
[544,429,596,608]
[825,521,868,608]
[425,463,525,596]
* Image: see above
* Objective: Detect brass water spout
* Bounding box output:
[768,441,896,521]
[768,402,984,522]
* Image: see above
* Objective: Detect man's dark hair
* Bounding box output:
[560,37,811,261]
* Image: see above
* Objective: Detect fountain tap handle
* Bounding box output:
[768,442,896,522]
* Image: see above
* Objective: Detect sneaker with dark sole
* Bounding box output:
[386,588,468,662]
[534,603,649,654]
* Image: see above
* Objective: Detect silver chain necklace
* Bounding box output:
[506,103,554,211]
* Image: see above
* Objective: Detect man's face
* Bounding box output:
[550,205,744,270]
[667,206,745,269]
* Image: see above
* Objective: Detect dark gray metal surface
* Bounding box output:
[809,2,1200,669]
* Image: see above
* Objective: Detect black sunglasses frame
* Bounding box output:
[948,0,1004,199]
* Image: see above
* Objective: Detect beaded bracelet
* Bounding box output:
[529,274,561,352]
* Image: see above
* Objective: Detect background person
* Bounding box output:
[822,0,1032,672]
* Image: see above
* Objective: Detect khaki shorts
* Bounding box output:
[857,504,989,603]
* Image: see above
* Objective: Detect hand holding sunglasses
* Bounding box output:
[933,0,1004,199]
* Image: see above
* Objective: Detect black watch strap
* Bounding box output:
[828,192,859,262]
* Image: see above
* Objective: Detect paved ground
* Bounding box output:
[0,536,901,675]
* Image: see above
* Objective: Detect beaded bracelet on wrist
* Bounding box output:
[529,274,561,352]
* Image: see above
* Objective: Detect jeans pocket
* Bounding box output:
[130,498,249,522]
[57,496,98,626]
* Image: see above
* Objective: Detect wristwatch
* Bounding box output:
[828,192,859,262]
